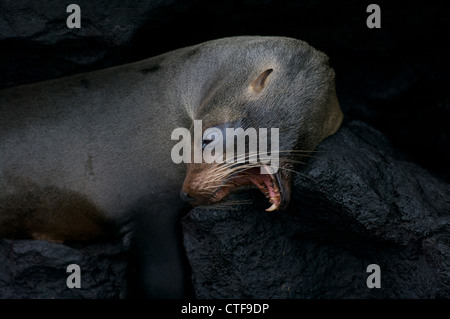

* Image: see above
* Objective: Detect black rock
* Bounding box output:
[182,121,450,298]
[0,0,201,88]
[1,121,448,299]
[0,239,127,298]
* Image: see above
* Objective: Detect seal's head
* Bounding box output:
[179,37,343,211]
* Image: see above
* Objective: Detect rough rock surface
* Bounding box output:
[182,121,450,298]
[0,239,127,298]
[0,0,200,88]
[0,121,448,298]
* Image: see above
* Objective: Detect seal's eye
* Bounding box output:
[202,131,217,149]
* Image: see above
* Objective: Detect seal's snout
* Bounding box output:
[181,162,292,212]
[180,190,195,203]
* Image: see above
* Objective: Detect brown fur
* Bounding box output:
[0,185,114,242]
[0,36,342,297]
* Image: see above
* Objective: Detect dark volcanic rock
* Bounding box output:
[0,239,127,298]
[182,121,450,298]
[1,121,448,299]
[0,0,200,88]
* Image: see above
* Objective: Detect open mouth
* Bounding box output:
[210,165,282,211]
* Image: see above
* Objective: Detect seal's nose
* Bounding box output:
[180,190,195,203]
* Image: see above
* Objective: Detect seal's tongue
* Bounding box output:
[212,166,282,211]
[243,167,281,211]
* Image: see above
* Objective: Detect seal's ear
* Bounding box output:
[251,69,273,93]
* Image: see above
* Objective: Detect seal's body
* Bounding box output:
[0,36,343,297]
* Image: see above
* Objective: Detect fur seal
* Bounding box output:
[0,36,343,297]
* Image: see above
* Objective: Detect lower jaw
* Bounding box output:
[208,169,282,211]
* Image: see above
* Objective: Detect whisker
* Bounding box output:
[213,199,253,209]
[222,200,252,206]
[219,149,323,163]
[198,201,248,211]
[276,166,317,182]
[195,147,323,196]
[280,158,307,165]
[196,204,231,210]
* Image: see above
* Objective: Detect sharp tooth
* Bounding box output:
[266,203,278,212]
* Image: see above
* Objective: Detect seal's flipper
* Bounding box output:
[126,197,193,298]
